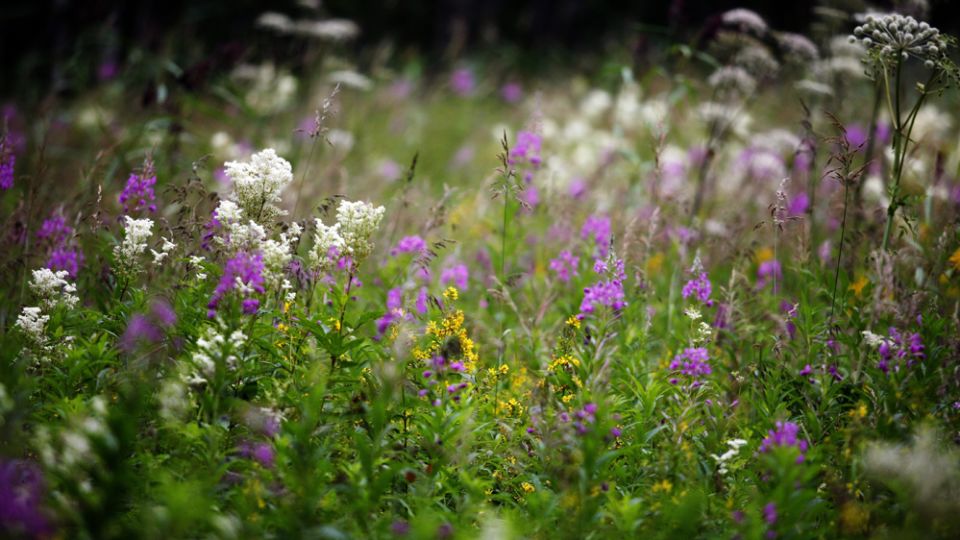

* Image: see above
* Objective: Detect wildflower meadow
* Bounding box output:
[3,2,960,539]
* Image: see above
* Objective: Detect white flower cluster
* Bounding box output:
[309,200,385,270]
[708,66,757,97]
[261,222,303,286]
[721,8,767,35]
[35,396,113,482]
[151,237,176,264]
[115,216,154,272]
[16,307,49,344]
[711,438,748,475]
[186,325,247,386]
[776,32,819,64]
[29,268,79,309]
[852,14,947,66]
[225,148,293,223]
[15,268,79,349]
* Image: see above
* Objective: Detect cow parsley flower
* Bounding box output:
[721,8,767,35]
[852,14,947,66]
[225,148,293,223]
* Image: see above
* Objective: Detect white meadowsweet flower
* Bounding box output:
[215,199,243,224]
[336,200,385,260]
[309,219,344,270]
[29,268,79,309]
[16,306,49,343]
[115,216,154,272]
[225,148,293,222]
[862,330,890,347]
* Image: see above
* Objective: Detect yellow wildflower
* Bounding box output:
[950,247,960,271]
[849,275,869,298]
[443,286,459,300]
[566,315,581,329]
[521,482,535,494]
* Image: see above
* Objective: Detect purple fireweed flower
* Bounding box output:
[0,460,51,537]
[37,214,73,244]
[763,502,778,524]
[669,347,712,386]
[757,260,782,289]
[549,250,579,282]
[509,131,542,168]
[440,263,469,290]
[391,235,427,257]
[759,421,808,463]
[0,139,14,190]
[207,251,265,318]
[47,247,82,279]
[879,327,925,373]
[375,288,405,340]
[579,258,626,317]
[682,272,713,306]
[120,314,162,352]
[845,124,868,149]
[501,82,523,103]
[781,301,798,340]
[391,520,411,536]
[568,178,587,199]
[119,162,158,214]
[450,68,475,97]
[151,298,177,327]
[581,215,612,257]
[238,441,275,468]
[788,192,809,216]
[415,287,429,314]
[799,364,813,376]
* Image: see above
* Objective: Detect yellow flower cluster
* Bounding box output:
[498,397,525,417]
[411,303,479,372]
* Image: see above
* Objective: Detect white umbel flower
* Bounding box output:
[225,148,293,222]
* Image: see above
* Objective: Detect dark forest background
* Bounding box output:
[1,0,959,98]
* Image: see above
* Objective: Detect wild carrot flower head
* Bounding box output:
[207,251,265,317]
[119,160,157,214]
